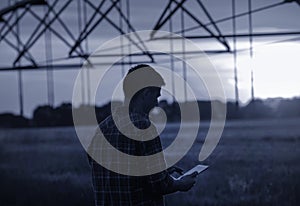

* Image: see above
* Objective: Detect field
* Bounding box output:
[0,118,299,206]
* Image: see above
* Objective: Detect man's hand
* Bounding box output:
[176,172,198,192]
[167,166,184,175]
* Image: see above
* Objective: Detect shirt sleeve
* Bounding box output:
[137,120,175,195]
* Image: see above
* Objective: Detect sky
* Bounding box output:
[0,0,299,117]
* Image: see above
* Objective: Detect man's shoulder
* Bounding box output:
[99,109,151,129]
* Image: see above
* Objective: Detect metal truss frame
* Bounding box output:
[0,0,299,115]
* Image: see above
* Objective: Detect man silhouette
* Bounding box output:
[88,64,197,206]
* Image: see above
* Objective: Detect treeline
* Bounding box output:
[0,98,300,128]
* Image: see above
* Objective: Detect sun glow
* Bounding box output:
[251,42,300,99]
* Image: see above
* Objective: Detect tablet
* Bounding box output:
[182,164,209,177]
[172,164,209,180]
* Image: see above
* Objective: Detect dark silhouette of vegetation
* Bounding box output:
[0,98,299,128]
[0,113,29,128]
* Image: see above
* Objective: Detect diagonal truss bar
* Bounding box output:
[0,2,45,66]
[2,0,54,47]
[0,7,37,65]
[1,35,37,66]
[14,0,74,65]
[151,0,172,33]
[2,19,37,66]
[111,0,154,62]
[0,12,14,33]
[72,0,107,56]
[151,0,230,50]
[27,7,80,52]
[151,0,186,37]
[172,0,231,50]
[0,0,46,17]
[0,6,28,41]
[171,1,285,37]
[284,0,300,6]
[48,3,84,53]
[196,0,230,51]
[85,0,147,56]
[13,0,60,65]
[75,0,106,50]
[69,0,119,56]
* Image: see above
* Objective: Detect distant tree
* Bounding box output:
[226,102,241,119]
[198,101,212,120]
[0,113,29,128]
[2,97,300,128]
[241,99,274,119]
[33,105,56,127]
[277,98,300,118]
[55,103,73,126]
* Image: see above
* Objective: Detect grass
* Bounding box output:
[0,127,94,206]
[0,118,299,206]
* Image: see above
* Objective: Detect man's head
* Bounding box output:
[123,64,165,113]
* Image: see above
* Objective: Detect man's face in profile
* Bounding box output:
[143,87,161,112]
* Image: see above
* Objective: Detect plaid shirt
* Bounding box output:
[87,107,174,206]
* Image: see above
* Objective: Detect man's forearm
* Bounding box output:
[164,178,181,194]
